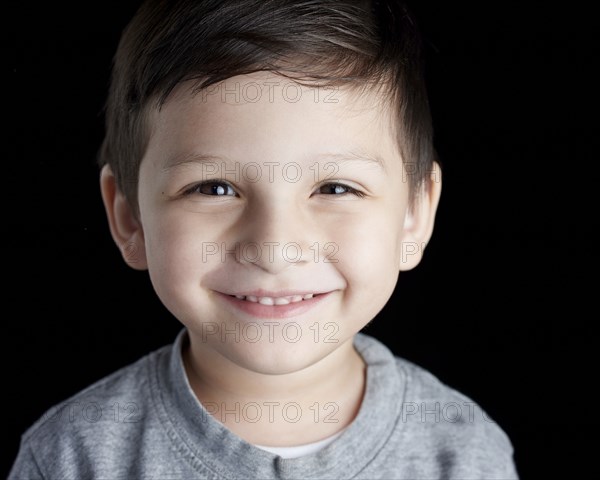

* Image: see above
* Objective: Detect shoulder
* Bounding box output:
[354,333,518,478]
[394,354,518,478]
[23,344,167,437]
[10,342,173,479]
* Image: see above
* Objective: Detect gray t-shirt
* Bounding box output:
[9,330,518,479]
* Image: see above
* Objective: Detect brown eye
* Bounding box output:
[186,181,236,196]
[316,183,365,197]
[320,184,349,194]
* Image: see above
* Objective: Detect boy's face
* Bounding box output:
[104,72,439,374]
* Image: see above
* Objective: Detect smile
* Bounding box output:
[219,290,331,319]
[230,294,316,305]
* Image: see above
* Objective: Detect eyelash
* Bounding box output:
[315,182,366,198]
[182,181,366,198]
[183,181,237,197]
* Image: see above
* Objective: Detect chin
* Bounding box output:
[227,341,333,375]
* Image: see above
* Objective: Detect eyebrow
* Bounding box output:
[309,149,387,172]
[162,148,386,173]
[162,153,231,172]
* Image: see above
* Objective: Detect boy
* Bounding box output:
[10,0,518,478]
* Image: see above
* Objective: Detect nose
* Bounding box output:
[235,199,314,274]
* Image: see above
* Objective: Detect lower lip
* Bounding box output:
[217,292,332,319]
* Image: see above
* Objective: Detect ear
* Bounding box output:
[99,165,148,270]
[399,161,442,271]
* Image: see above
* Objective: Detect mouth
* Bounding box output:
[217,290,332,319]
[228,293,318,306]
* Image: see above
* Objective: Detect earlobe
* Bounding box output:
[99,165,148,270]
[399,161,442,271]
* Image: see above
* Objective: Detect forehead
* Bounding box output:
[145,72,400,168]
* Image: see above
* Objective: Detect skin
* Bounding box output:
[100,72,441,446]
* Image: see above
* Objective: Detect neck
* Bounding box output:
[183,334,366,446]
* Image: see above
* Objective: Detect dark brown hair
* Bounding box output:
[98,0,434,211]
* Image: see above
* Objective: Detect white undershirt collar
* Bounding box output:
[253,427,347,459]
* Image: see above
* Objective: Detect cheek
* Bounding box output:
[142,211,221,312]
[326,208,403,317]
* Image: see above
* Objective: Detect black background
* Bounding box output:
[7,2,592,478]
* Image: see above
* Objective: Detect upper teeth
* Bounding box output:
[234,294,315,305]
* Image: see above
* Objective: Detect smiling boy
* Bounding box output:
[9,1,518,479]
